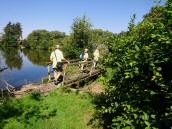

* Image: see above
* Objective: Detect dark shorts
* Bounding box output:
[53,62,63,72]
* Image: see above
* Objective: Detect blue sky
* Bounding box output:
[0,0,166,38]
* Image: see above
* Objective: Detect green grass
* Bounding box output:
[65,65,80,75]
[0,88,95,129]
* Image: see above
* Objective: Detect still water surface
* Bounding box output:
[0,48,51,88]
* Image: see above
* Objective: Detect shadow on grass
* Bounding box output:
[0,92,57,129]
[0,98,24,129]
[86,92,112,129]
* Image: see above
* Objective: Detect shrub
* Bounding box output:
[94,1,172,128]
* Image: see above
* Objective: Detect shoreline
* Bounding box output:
[13,79,104,98]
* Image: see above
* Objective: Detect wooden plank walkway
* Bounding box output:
[13,69,100,98]
[43,61,101,86]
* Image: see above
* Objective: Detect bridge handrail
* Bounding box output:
[46,58,92,65]
[47,59,94,83]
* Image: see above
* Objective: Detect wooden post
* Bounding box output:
[48,64,51,81]
[6,87,10,97]
[62,64,67,86]
[89,66,93,76]
[76,81,79,88]
[62,63,68,86]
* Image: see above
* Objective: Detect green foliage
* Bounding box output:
[65,65,79,75]
[90,29,115,46]
[20,39,29,48]
[90,29,115,59]
[69,15,92,58]
[0,22,22,46]
[49,31,66,46]
[94,1,172,129]
[71,15,92,49]
[128,14,136,31]
[61,36,78,59]
[24,15,113,59]
[30,91,42,101]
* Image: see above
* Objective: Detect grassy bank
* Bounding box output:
[0,88,96,129]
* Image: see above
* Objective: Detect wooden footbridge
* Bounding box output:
[43,59,101,87]
[0,59,101,97]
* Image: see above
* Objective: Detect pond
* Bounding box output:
[0,47,51,88]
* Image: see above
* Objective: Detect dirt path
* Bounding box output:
[79,81,105,94]
[14,83,57,98]
[13,80,104,98]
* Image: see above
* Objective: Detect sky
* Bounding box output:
[0,0,166,38]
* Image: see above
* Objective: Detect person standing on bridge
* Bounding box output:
[93,48,100,68]
[80,48,89,71]
[50,45,69,85]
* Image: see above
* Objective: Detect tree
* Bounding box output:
[27,30,66,50]
[61,36,77,59]
[15,22,23,41]
[27,30,50,49]
[71,15,92,54]
[49,31,66,46]
[1,22,22,46]
[90,29,115,47]
[128,14,136,31]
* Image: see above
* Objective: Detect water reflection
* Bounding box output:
[0,47,50,88]
[0,47,51,68]
[0,47,23,70]
[22,49,50,66]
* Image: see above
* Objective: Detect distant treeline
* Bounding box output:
[0,16,114,59]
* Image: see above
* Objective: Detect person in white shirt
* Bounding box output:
[83,49,89,61]
[80,48,89,71]
[50,45,69,85]
[93,48,100,68]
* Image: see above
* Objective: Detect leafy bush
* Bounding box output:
[94,1,172,129]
